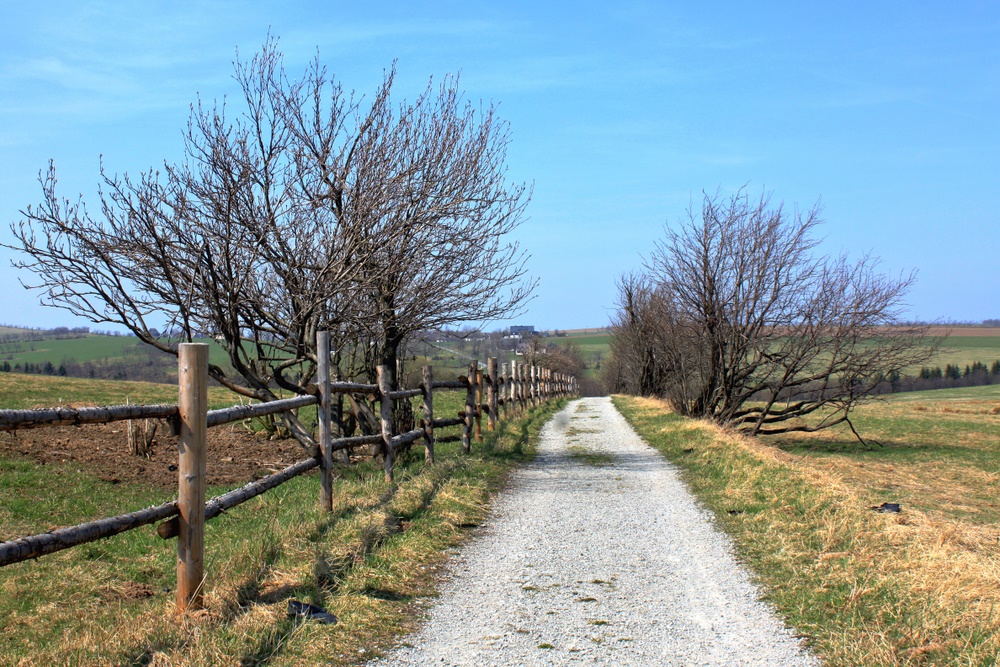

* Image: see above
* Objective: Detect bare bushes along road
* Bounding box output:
[373,397,817,666]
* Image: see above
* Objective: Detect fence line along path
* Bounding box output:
[373,397,818,667]
[0,333,577,613]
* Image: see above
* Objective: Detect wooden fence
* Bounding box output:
[0,333,577,612]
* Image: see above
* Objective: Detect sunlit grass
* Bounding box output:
[0,372,564,665]
[614,390,1000,667]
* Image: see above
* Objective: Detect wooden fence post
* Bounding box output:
[422,365,434,464]
[317,331,333,512]
[475,367,483,442]
[500,362,509,420]
[377,365,395,483]
[487,357,497,431]
[177,343,208,613]
[530,365,537,407]
[521,362,528,412]
[463,361,476,453]
[510,361,519,415]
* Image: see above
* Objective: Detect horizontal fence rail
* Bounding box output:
[206,394,319,428]
[0,334,578,614]
[0,403,179,432]
[0,500,180,567]
[155,455,320,539]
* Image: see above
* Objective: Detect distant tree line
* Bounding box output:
[866,360,1000,395]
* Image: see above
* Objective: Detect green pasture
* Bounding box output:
[0,333,232,370]
[542,329,1000,378]
[0,334,150,365]
[0,369,560,666]
[548,331,611,376]
[930,335,1000,369]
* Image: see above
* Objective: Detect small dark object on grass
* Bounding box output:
[871,502,901,513]
[682,447,694,454]
[287,600,338,624]
[727,509,744,515]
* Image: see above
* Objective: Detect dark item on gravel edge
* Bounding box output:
[287,600,338,624]
[871,502,901,513]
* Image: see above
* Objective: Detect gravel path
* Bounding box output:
[372,397,818,666]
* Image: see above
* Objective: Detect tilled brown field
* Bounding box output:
[0,421,312,489]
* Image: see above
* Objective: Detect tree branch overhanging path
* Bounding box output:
[4,37,535,450]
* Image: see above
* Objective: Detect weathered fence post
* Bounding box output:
[530,365,537,407]
[317,330,333,512]
[422,365,434,464]
[177,343,208,613]
[500,362,509,420]
[475,367,484,442]
[510,360,518,415]
[517,362,528,414]
[463,361,476,453]
[487,357,497,431]
[377,365,395,483]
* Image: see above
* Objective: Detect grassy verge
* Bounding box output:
[613,392,1000,667]
[0,383,565,666]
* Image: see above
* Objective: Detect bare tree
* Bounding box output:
[608,188,940,442]
[284,69,534,390]
[5,38,533,446]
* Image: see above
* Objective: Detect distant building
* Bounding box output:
[509,325,535,335]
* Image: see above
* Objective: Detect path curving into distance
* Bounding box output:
[372,397,818,667]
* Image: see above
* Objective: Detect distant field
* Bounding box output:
[2,326,997,388]
[932,335,1000,369]
[0,334,149,365]
[549,331,611,377]
[0,370,244,411]
[0,333,237,380]
[548,329,1000,378]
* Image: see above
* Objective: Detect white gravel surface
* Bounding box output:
[371,397,818,666]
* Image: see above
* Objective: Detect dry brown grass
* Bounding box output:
[617,394,1000,666]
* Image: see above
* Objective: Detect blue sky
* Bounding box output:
[1,1,997,331]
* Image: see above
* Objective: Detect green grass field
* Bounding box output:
[554,331,611,378]
[1,334,153,365]
[0,372,562,666]
[931,335,1000,369]
[0,333,233,368]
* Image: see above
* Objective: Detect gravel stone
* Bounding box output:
[372,397,818,666]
